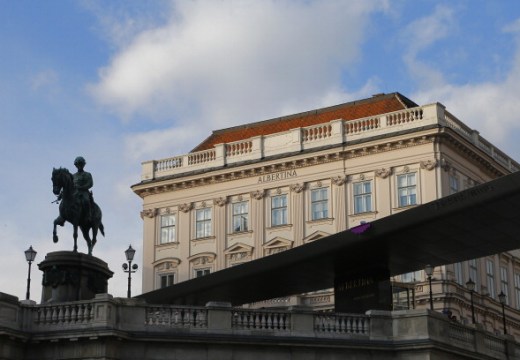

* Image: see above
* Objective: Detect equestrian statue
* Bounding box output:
[52,156,104,255]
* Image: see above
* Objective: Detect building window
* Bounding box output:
[311,188,328,220]
[397,173,417,207]
[469,259,479,292]
[449,175,460,194]
[232,201,249,232]
[486,259,495,299]
[196,208,212,238]
[194,268,211,278]
[353,181,372,213]
[454,262,464,285]
[500,266,509,305]
[160,214,176,244]
[160,273,175,288]
[271,194,288,226]
[514,273,520,310]
[400,271,421,283]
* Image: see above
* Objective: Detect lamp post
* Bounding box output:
[424,264,434,310]
[122,245,138,298]
[498,291,507,335]
[24,246,37,300]
[466,278,476,324]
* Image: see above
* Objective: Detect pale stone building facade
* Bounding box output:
[132,93,520,338]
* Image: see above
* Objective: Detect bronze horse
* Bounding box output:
[52,168,104,255]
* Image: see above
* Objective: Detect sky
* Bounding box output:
[1,0,520,301]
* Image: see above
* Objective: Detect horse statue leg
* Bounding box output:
[80,226,93,256]
[53,216,65,243]
[72,224,79,253]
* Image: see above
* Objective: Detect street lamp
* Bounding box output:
[498,291,507,335]
[424,264,434,310]
[122,245,138,298]
[24,246,37,300]
[466,278,476,324]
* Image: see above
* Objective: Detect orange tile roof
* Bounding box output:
[191,92,418,152]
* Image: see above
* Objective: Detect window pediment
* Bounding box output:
[224,242,253,255]
[303,230,330,243]
[263,237,293,256]
[153,257,181,270]
[187,252,216,265]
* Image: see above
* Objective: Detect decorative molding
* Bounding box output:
[160,207,172,215]
[179,203,193,213]
[290,183,304,193]
[188,252,216,265]
[140,208,157,219]
[331,175,347,186]
[251,189,265,200]
[359,174,365,181]
[224,243,254,264]
[154,258,181,270]
[375,168,392,179]
[403,165,410,173]
[420,159,438,171]
[213,197,227,207]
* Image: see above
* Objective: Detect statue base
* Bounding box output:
[38,251,113,304]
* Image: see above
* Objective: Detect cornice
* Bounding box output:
[437,129,509,178]
[133,130,506,198]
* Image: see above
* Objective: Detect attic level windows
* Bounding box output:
[160,214,176,244]
[397,173,417,207]
[311,188,328,220]
[353,181,372,214]
[232,201,249,232]
[271,194,288,226]
[195,208,212,238]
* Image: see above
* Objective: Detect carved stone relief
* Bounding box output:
[420,159,438,171]
[213,197,227,207]
[331,175,347,186]
[140,208,157,219]
[251,190,265,200]
[375,168,392,179]
[179,203,192,213]
[290,183,304,193]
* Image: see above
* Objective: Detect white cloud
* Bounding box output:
[89,0,388,128]
[408,16,520,158]
[400,5,455,87]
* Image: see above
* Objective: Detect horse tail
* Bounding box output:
[99,222,105,237]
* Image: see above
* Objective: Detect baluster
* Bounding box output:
[63,305,71,323]
[51,307,58,323]
[77,304,85,322]
[70,305,78,323]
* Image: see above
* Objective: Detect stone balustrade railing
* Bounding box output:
[0,292,517,359]
[141,103,518,181]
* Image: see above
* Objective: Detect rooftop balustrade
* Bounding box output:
[141,103,519,181]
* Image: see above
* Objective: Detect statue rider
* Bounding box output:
[73,156,93,222]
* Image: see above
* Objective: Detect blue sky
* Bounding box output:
[1,0,520,301]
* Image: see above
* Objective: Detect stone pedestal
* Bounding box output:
[38,251,113,304]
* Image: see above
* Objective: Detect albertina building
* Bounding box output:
[131,92,520,337]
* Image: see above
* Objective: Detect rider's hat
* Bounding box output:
[74,156,86,166]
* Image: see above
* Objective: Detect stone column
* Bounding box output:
[290,183,305,247]
[251,190,265,259]
[214,198,227,270]
[332,176,347,233]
